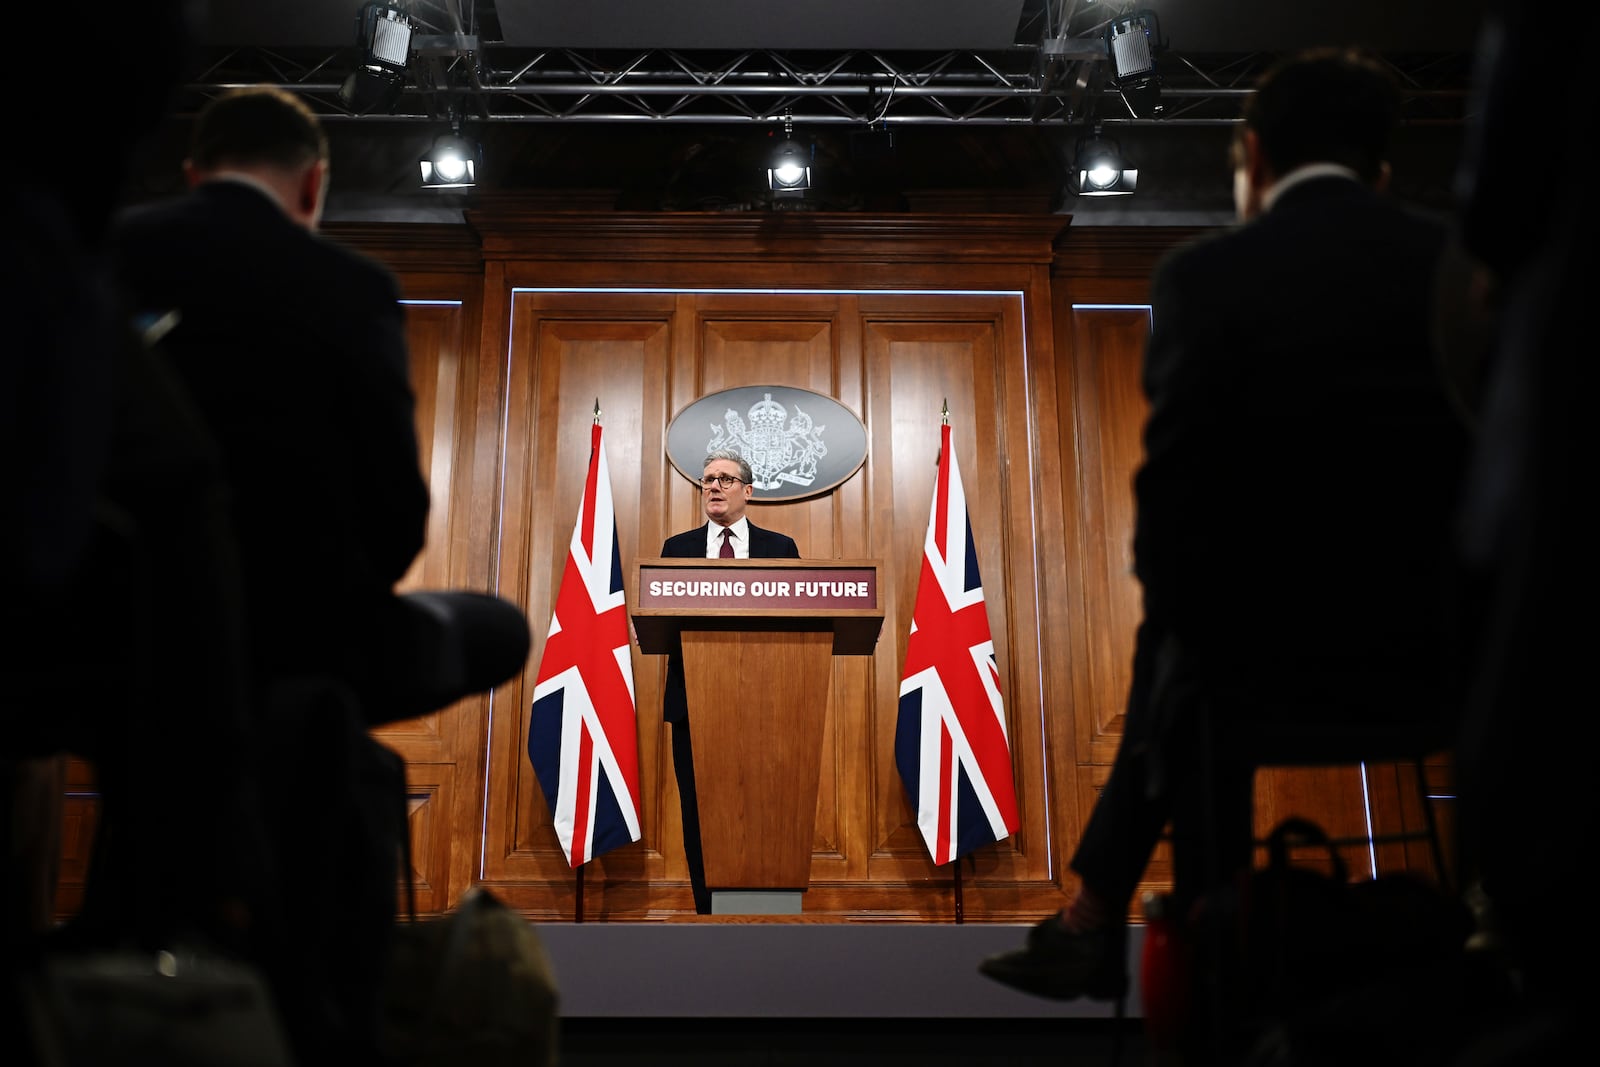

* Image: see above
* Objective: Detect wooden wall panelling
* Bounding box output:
[49,213,1456,925]
[1049,231,1185,779]
[868,286,1053,913]
[484,291,678,919]
[1401,757,1455,882]
[50,758,95,920]
[1046,231,1178,913]
[1048,257,1162,914]
[1252,760,1455,884]
[688,294,847,565]
[400,760,455,915]
[397,299,460,591]
[686,293,851,878]
[1064,305,1151,768]
[851,291,1075,921]
[394,211,1098,920]
[1010,261,1079,911]
[469,214,1072,921]
[823,302,876,895]
[383,265,501,914]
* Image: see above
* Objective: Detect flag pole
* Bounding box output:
[946,399,965,926]
[566,396,603,927]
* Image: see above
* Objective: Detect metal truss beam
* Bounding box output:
[177,41,1473,130]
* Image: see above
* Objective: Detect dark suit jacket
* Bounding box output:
[658,521,800,723]
[1132,175,1470,706]
[109,180,430,684]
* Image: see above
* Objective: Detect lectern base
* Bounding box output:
[711,891,803,916]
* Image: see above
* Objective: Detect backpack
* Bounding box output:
[380,886,560,1067]
[1184,816,1473,1061]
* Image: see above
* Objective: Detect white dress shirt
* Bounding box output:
[706,517,750,559]
[1261,162,1361,213]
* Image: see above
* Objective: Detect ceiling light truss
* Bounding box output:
[176,42,1471,129]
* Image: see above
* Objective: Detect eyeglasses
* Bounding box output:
[699,474,745,490]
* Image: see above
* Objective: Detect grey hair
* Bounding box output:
[703,449,753,485]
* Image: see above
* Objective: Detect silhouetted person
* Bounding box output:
[2,1,269,955]
[659,450,799,914]
[1448,3,1592,1060]
[980,48,1471,1004]
[109,86,530,731]
[2,12,288,1067]
[106,86,531,1064]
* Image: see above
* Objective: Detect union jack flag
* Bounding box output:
[894,421,1019,865]
[527,421,642,867]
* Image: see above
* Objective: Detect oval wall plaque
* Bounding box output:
[666,386,868,502]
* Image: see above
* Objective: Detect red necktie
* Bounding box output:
[719,528,735,558]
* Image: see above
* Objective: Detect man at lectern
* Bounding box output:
[660,450,800,914]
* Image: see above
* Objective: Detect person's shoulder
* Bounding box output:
[303,228,402,302]
[106,195,211,279]
[1305,188,1451,263]
[113,183,281,245]
[748,523,801,556]
[111,196,173,227]
[110,191,202,237]
[661,525,707,553]
[1149,225,1240,292]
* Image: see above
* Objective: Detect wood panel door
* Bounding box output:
[384,272,527,915]
[480,279,1073,921]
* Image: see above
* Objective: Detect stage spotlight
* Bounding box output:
[766,112,813,199]
[1075,131,1137,197]
[768,137,812,197]
[420,131,479,189]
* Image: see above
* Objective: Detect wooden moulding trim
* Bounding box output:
[461,207,1073,264]
[324,222,483,272]
[1051,226,1213,278]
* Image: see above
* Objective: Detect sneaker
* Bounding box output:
[978,914,1127,1001]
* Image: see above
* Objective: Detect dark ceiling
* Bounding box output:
[123,1,1489,224]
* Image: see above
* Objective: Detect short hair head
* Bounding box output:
[1234,47,1399,184]
[188,86,329,173]
[703,450,753,485]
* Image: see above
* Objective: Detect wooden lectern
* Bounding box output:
[632,558,883,907]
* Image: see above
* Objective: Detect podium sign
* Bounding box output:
[633,559,883,904]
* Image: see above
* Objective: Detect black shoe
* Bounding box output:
[978,915,1127,1001]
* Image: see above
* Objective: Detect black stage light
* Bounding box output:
[1106,12,1164,120]
[420,131,479,189]
[767,137,813,198]
[338,4,413,114]
[1075,131,1137,196]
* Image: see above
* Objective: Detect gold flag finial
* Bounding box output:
[940,398,950,426]
[593,398,602,424]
